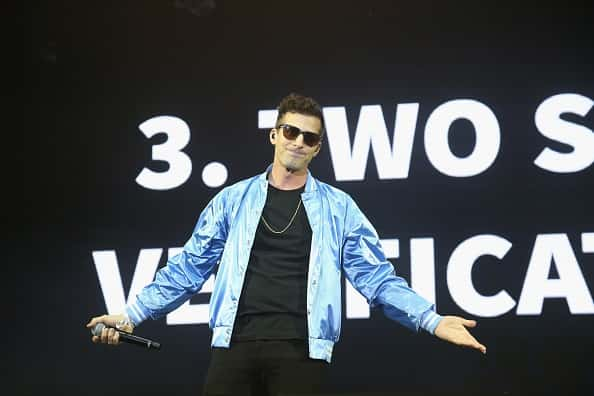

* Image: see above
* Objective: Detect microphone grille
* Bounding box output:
[91,322,106,336]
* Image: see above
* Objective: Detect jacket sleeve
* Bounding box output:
[126,188,230,325]
[341,196,441,333]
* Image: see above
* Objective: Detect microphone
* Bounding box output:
[91,323,161,350]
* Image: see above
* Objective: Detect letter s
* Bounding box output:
[534,93,594,173]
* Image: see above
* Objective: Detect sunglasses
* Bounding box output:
[277,124,322,147]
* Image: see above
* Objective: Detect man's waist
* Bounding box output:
[232,312,307,341]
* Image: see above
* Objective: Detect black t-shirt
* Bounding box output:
[232,183,312,341]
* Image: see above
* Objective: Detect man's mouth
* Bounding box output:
[287,150,305,157]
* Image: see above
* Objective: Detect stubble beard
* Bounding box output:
[284,161,300,173]
[280,152,303,173]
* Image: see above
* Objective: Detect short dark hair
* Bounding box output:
[275,93,325,137]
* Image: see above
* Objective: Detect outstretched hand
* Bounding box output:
[434,316,486,354]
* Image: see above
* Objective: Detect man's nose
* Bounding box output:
[293,133,305,147]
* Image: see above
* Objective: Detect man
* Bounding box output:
[87,93,486,395]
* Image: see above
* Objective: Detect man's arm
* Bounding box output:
[341,196,486,354]
[86,189,230,345]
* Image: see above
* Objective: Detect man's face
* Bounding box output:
[270,112,322,173]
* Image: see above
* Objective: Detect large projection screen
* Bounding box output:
[22,3,593,396]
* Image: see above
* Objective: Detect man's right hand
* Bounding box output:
[86,314,135,346]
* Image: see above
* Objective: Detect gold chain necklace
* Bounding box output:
[261,199,302,234]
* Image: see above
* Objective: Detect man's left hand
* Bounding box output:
[434,316,487,354]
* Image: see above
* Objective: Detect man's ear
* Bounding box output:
[269,129,276,145]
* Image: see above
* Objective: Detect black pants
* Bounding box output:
[203,340,329,396]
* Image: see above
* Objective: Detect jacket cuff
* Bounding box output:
[420,310,442,334]
[125,300,151,326]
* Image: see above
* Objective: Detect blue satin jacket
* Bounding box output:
[126,168,441,362]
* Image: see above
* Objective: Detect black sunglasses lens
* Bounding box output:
[282,125,301,139]
[302,132,321,147]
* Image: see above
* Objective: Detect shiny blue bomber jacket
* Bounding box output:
[126,168,442,362]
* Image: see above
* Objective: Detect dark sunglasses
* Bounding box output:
[277,124,322,147]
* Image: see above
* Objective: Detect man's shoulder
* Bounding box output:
[213,173,262,201]
[313,177,352,201]
[222,173,261,191]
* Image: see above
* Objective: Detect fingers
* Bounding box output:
[96,326,120,346]
[461,332,487,355]
[91,323,120,346]
[461,319,486,353]
[87,313,122,328]
[87,314,125,346]
[462,319,477,328]
[437,316,487,355]
[468,339,487,354]
[443,315,477,328]
[86,315,106,328]
[107,328,114,345]
[101,327,109,343]
[109,328,119,345]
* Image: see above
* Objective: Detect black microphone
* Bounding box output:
[91,323,161,350]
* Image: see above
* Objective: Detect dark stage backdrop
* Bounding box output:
[22,3,593,396]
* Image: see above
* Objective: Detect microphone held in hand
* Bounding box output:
[91,323,161,350]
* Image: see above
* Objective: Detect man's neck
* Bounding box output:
[269,163,307,190]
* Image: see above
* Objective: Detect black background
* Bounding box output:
[22,2,593,395]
